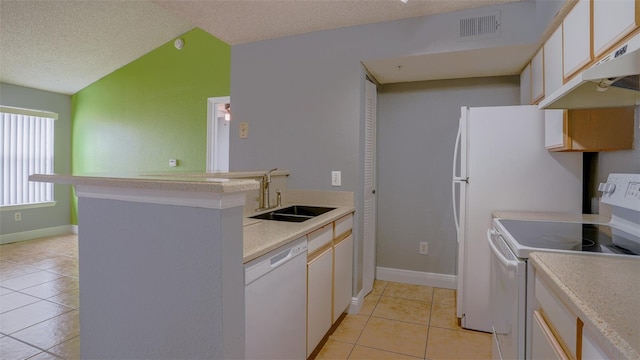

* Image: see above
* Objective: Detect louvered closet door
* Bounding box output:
[362,79,377,296]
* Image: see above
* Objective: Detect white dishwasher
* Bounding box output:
[245,236,307,359]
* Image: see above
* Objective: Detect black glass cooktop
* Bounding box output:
[498,220,640,256]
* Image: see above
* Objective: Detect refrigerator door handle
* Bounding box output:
[453,119,462,180]
[452,119,464,236]
[452,181,460,237]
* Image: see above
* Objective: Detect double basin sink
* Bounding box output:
[250,205,336,223]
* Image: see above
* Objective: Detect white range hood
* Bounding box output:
[540,33,640,109]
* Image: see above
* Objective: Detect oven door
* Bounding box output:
[488,229,526,360]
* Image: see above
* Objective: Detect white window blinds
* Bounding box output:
[0,106,56,206]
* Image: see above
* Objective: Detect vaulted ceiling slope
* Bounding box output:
[153,0,520,45]
[0,0,520,95]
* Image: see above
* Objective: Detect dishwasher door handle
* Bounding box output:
[270,248,293,268]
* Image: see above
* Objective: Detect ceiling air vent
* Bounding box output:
[459,12,500,40]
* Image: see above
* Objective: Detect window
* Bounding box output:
[0,106,56,207]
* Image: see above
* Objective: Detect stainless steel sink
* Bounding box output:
[250,205,336,223]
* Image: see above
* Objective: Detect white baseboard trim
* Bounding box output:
[0,225,76,245]
[376,266,457,289]
[348,288,365,314]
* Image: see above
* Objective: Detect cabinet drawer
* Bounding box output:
[308,223,333,254]
[334,213,353,238]
[535,277,576,358]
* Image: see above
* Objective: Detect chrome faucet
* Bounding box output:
[257,168,278,211]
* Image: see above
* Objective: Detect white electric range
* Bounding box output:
[488,173,640,360]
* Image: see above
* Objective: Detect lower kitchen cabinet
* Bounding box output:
[531,310,570,360]
[307,212,354,357]
[307,246,333,358]
[545,107,635,151]
[333,234,353,322]
[532,274,607,360]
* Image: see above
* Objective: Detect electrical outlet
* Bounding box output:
[331,171,341,186]
[169,159,177,167]
[239,122,249,139]
[419,242,428,255]
[14,212,22,221]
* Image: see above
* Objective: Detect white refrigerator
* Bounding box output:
[451,105,582,332]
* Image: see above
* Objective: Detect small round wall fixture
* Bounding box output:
[174,38,185,50]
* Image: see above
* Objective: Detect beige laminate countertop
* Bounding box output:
[530,252,640,360]
[29,173,260,193]
[243,204,354,263]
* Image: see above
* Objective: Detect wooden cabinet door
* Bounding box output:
[307,248,333,357]
[563,0,592,78]
[544,26,564,97]
[593,0,639,57]
[333,234,353,322]
[531,47,545,103]
[520,63,531,105]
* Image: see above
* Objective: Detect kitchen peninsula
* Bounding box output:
[30,173,259,359]
[30,173,356,359]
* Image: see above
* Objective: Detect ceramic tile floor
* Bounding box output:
[0,234,79,360]
[315,280,492,360]
[1,234,491,360]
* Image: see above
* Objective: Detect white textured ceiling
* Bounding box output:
[0,0,193,95]
[154,0,520,46]
[364,44,538,84]
[0,0,524,95]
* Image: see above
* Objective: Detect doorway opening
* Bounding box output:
[207,96,230,172]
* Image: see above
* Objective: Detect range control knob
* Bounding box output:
[598,182,616,196]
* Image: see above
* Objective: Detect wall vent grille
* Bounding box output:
[459,12,500,39]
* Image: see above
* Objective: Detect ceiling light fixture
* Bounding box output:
[224,104,231,121]
[400,0,408,3]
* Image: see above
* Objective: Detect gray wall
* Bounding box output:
[377,77,520,275]
[0,83,72,236]
[230,1,557,293]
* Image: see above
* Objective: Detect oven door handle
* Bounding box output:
[487,229,518,269]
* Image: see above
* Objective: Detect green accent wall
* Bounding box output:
[71,28,230,223]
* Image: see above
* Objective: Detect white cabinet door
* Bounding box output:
[593,0,639,57]
[535,277,577,358]
[563,0,592,78]
[307,248,333,357]
[582,327,608,359]
[531,310,570,360]
[544,110,566,149]
[520,63,531,105]
[544,26,564,97]
[333,234,353,322]
[531,47,544,103]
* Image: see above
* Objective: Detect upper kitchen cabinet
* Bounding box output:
[593,0,640,58]
[545,107,635,152]
[520,63,532,105]
[531,47,545,104]
[563,0,592,79]
[544,26,564,97]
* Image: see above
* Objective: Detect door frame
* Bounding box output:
[207,96,231,172]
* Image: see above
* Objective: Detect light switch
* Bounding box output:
[331,171,341,186]
[239,122,249,139]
